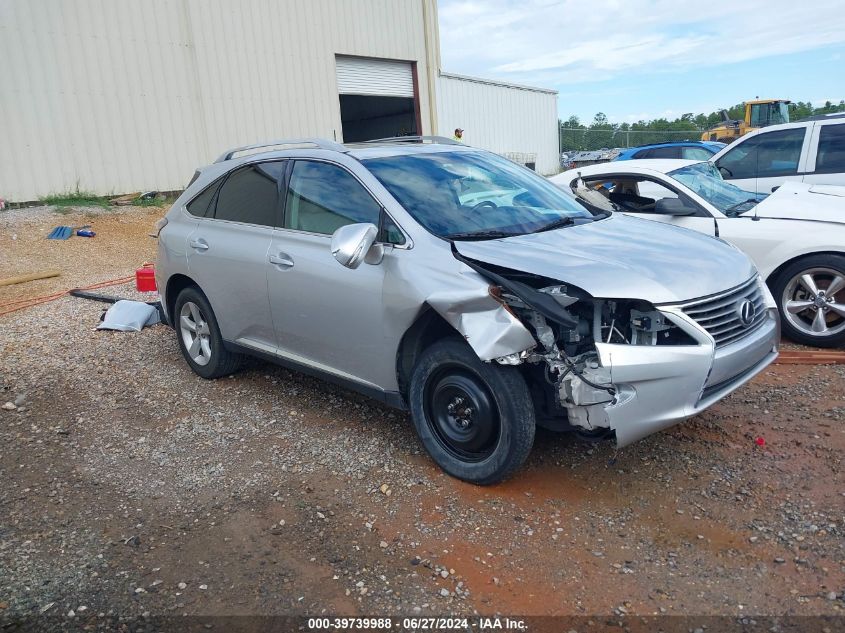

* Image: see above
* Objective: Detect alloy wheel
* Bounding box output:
[179,301,212,366]
[782,268,845,339]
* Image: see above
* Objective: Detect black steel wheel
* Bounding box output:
[424,368,500,462]
[409,339,535,485]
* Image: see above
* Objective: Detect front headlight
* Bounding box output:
[756,274,777,309]
[595,298,698,346]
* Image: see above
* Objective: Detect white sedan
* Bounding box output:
[551,159,845,347]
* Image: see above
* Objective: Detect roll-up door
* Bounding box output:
[336,56,414,98]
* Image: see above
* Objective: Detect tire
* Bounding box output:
[409,339,536,485]
[174,287,243,378]
[770,254,845,348]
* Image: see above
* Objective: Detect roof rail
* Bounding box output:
[359,135,463,146]
[214,138,346,163]
[797,112,845,122]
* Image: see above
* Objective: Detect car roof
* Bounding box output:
[344,142,476,160]
[620,140,721,152]
[555,159,698,181]
[570,158,692,176]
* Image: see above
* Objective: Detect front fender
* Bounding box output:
[425,287,536,361]
[761,241,845,282]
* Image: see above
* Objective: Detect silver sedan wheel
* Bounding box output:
[179,301,212,366]
[782,267,845,339]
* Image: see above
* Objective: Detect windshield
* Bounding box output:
[669,161,767,215]
[750,102,790,127]
[363,150,597,239]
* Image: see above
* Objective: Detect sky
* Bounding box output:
[437,0,845,124]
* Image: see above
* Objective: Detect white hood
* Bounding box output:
[753,181,845,224]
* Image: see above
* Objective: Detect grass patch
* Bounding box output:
[41,189,110,209]
[134,195,173,208]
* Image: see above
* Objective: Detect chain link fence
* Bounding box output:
[560,127,703,152]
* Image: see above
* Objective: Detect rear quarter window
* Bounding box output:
[186,180,220,217]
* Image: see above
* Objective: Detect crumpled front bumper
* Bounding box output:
[593,305,780,447]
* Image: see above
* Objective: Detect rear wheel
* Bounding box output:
[771,255,845,347]
[409,339,535,485]
[174,287,242,378]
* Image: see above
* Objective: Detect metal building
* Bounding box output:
[437,73,559,175]
[0,0,559,202]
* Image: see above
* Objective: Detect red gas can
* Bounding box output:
[135,262,157,292]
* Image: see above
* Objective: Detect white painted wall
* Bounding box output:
[0,0,437,201]
[436,72,559,175]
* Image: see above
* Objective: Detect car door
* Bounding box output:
[186,160,286,349]
[714,127,810,194]
[595,175,717,236]
[803,121,845,186]
[267,159,405,388]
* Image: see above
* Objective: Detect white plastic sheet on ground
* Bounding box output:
[97,300,161,332]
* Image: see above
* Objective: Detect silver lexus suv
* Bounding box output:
[155,137,779,484]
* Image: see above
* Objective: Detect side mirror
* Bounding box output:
[654,197,697,216]
[331,223,379,269]
[771,186,780,193]
[718,165,733,179]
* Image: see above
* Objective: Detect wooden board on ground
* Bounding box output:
[776,349,845,365]
[0,270,61,287]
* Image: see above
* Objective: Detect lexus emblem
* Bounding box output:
[737,299,756,326]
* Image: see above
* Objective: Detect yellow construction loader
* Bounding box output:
[701,99,791,143]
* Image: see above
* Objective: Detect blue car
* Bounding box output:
[614,141,725,161]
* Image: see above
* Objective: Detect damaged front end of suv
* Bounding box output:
[449,250,779,448]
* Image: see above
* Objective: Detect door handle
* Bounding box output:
[189,238,209,251]
[268,252,294,268]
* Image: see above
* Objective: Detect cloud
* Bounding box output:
[438,0,845,86]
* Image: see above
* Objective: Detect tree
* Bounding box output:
[558,100,845,151]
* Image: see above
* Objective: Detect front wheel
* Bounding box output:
[770,254,845,347]
[409,339,535,485]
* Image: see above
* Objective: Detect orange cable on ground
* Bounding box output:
[0,275,136,317]
[3,282,842,365]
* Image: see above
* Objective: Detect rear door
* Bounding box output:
[186,161,286,349]
[804,122,845,186]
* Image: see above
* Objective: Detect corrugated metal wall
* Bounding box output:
[0,0,435,201]
[436,73,559,175]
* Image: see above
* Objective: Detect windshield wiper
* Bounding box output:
[445,229,518,241]
[533,216,575,233]
[725,197,759,217]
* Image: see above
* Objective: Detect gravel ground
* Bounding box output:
[1,206,843,627]
[0,204,162,305]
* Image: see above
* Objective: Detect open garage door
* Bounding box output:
[336,56,419,142]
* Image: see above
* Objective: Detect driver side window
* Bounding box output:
[716,128,805,180]
[585,178,678,214]
[285,161,381,235]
